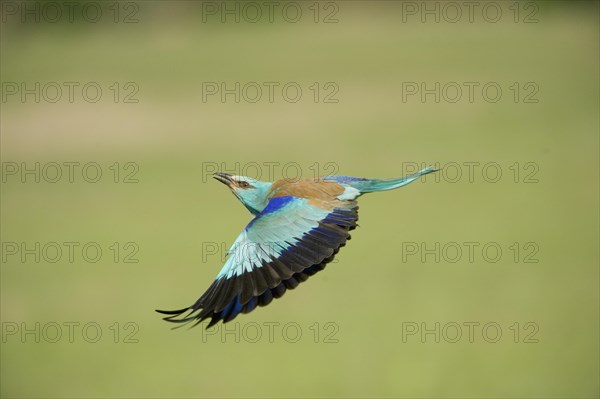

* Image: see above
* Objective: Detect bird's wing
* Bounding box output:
[157,193,358,328]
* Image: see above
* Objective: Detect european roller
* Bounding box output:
[157,166,436,328]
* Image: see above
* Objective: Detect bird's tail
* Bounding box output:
[350,166,437,193]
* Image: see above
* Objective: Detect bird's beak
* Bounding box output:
[213,172,234,187]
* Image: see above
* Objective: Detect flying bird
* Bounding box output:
[157,166,436,328]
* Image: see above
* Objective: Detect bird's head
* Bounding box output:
[213,173,273,215]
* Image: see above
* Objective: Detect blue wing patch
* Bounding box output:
[261,195,295,214]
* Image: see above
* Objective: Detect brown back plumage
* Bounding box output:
[267,178,346,209]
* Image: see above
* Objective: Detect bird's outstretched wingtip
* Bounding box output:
[155,308,189,315]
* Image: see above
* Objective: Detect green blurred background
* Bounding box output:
[1,1,598,398]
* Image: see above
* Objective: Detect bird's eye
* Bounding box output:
[237,181,251,189]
